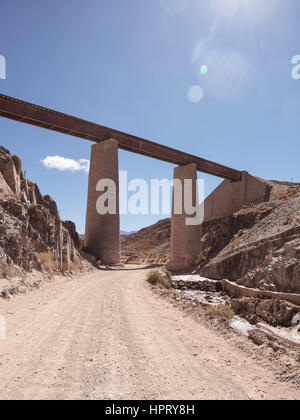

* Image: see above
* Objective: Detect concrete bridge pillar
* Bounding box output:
[84,139,121,265]
[167,163,201,271]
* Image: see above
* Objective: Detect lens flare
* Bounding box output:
[188,85,204,103]
[200,65,208,75]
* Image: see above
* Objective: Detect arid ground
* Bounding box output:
[0,266,298,400]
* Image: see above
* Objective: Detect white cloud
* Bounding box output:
[41,156,90,174]
[78,159,90,173]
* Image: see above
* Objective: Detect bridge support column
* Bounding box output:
[84,139,121,265]
[167,164,201,272]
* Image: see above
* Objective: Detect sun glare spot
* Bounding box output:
[188,85,204,103]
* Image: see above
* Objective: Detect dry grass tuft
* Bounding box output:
[206,304,234,320]
[38,252,58,275]
[279,188,300,200]
[146,270,172,290]
[2,263,15,279]
[61,257,85,274]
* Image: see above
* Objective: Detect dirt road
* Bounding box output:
[0,267,298,400]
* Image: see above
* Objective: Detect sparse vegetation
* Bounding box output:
[279,187,300,200]
[72,258,85,271]
[146,270,172,290]
[60,262,70,273]
[2,263,15,279]
[206,304,235,320]
[38,252,58,276]
[38,253,84,275]
[61,258,84,273]
[165,269,172,281]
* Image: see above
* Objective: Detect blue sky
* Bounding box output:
[0,0,300,233]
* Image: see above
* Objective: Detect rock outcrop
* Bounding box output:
[198,192,300,294]
[0,146,80,277]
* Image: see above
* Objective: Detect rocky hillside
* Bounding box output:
[0,146,82,279]
[198,185,300,295]
[121,218,170,264]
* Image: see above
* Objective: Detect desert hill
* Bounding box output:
[121,218,170,265]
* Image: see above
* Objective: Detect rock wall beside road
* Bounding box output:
[0,146,80,277]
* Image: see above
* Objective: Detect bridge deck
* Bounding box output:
[0,94,241,181]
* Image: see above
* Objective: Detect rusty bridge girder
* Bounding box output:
[0,93,241,181]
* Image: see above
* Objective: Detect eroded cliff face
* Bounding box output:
[0,146,80,277]
[198,191,300,295]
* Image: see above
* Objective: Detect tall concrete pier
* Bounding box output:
[167,164,201,271]
[84,139,121,265]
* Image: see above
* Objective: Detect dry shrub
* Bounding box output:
[2,263,15,279]
[75,258,85,271]
[38,252,58,275]
[206,304,234,320]
[61,258,84,273]
[146,270,172,290]
[279,188,300,200]
[61,262,69,273]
